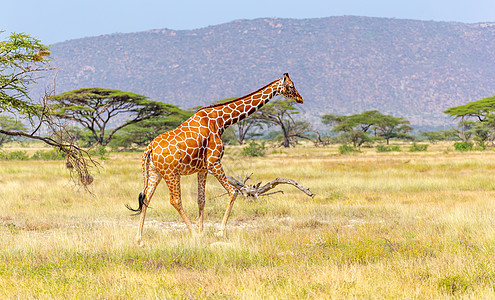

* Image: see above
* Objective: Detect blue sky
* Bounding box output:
[3,0,495,44]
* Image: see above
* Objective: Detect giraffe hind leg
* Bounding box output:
[197,170,207,235]
[135,171,161,246]
[165,175,196,235]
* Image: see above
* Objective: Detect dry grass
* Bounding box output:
[1,142,495,298]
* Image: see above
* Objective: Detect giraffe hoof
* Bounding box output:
[215,230,225,237]
[136,238,145,247]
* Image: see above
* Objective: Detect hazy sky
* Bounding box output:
[3,0,495,44]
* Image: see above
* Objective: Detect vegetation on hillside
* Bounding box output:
[46,16,495,128]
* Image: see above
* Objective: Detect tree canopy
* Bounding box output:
[322,110,411,146]
[373,114,412,144]
[50,88,184,146]
[110,110,193,148]
[444,95,495,121]
[0,116,26,145]
[1,31,50,116]
[444,95,495,147]
[256,99,301,147]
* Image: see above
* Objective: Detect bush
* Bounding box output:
[474,141,487,151]
[454,141,473,152]
[338,144,361,154]
[409,143,428,152]
[89,145,108,159]
[438,275,471,295]
[242,141,266,157]
[0,150,30,160]
[0,149,66,161]
[31,149,65,160]
[376,145,401,152]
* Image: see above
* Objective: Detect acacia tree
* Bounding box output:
[444,95,495,121]
[51,88,180,146]
[0,31,96,186]
[0,116,26,145]
[321,114,346,131]
[444,95,495,145]
[322,111,379,147]
[0,32,50,115]
[420,129,457,143]
[322,110,411,146]
[110,109,193,148]
[454,119,475,142]
[373,115,412,144]
[256,99,301,147]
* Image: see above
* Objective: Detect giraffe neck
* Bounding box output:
[211,79,281,133]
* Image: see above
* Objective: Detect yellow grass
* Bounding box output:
[1,142,495,298]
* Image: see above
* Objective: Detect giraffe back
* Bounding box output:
[148,110,218,176]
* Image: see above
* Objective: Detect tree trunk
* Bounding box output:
[280,123,290,148]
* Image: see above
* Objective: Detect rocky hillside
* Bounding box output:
[45,16,495,129]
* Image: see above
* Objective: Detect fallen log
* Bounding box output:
[226,173,315,200]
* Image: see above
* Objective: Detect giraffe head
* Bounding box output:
[279,73,304,104]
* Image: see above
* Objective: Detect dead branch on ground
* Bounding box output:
[226,173,315,201]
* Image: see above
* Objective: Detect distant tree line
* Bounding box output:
[4,32,495,155]
[5,82,495,152]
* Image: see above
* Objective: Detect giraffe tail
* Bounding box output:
[125,146,152,215]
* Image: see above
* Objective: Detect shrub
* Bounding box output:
[0,150,30,160]
[376,145,387,152]
[242,141,266,157]
[338,144,361,154]
[31,149,65,160]
[376,145,401,152]
[474,141,487,151]
[0,149,67,161]
[89,145,108,159]
[409,143,428,152]
[454,141,473,152]
[438,275,471,295]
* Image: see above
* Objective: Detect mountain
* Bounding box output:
[45,16,495,129]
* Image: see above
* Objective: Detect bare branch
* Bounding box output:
[226,174,315,200]
[257,178,315,198]
[1,88,99,190]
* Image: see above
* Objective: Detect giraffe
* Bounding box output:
[127,73,304,245]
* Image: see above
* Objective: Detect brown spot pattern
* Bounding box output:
[133,74,304,244]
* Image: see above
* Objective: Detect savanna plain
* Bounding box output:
[1,142,495,299]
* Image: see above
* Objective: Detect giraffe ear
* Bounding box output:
[282,73,289,85]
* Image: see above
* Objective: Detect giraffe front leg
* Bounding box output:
[219,191,238,236]
[197,170,207,235]
[209,163,238,236]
